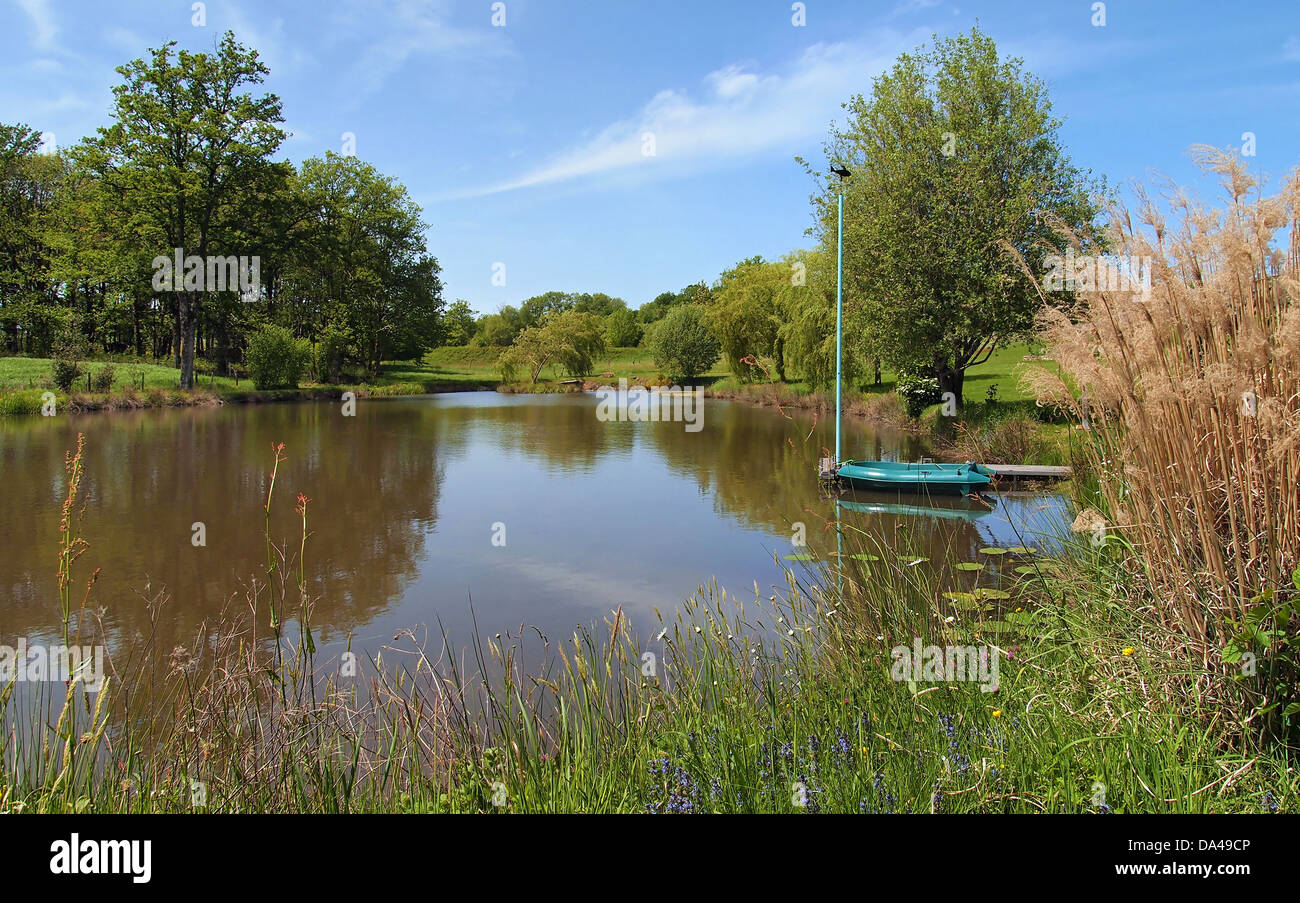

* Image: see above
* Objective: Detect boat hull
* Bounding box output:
[836,460,993,495]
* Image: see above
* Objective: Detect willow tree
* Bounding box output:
[807,27,1103,403]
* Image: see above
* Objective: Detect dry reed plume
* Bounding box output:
[1026,148,1300,731]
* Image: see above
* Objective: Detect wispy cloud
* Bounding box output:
[1284,35,1300,62]
[17,0,56,50]
[334,0,513,100]
[441,32,920,200]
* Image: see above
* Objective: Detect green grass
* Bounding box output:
[0,353,498,415]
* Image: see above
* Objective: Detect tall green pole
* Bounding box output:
[835,190,844,464]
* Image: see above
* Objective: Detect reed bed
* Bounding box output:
[1026,149,1300,739]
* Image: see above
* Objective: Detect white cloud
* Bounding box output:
[335,0,513,100]
[442,33,920,200]
[17,0,56,50]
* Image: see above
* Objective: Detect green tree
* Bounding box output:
[708,256,793,381]
[648,304,719,381]
[473,308,521,346]
[498,310,606,384]
[76,32,287,388]
[604,308,642,346]
[807,27,1102,403]
[639,282,711,325]
[443,299,478,345]
[293,152,443,374]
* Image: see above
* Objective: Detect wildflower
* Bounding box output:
[1122,647,1135,656]
[992,710,1002,718]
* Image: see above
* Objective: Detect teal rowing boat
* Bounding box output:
[837,459,994,494]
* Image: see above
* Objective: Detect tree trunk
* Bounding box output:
[935,359,964,406]
[177,290,197,389]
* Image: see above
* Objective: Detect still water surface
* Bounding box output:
[0,392,1069,667]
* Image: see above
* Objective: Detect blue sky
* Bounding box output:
[4,0,1298,314]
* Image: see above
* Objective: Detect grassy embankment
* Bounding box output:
[0,353,498,416]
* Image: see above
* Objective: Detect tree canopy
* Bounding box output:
[806,26,1103,401]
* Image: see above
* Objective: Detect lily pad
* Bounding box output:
[1014,565,1040,576]
[1005,546,1038,555]
[943,592,988,611]
[954,562,985,572]
[973,588,1012,601]
[979,547,1010,556]
[850,553,881,562]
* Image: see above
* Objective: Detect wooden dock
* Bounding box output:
[986,464,1072,484]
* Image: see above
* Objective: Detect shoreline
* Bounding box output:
[0,379,497,417]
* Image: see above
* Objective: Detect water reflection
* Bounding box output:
[0,393,1070,669]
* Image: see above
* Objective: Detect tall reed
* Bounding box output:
[1026,149,1300,737]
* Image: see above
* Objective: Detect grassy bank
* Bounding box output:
[0,354,498,416]
[2,347,1070,470]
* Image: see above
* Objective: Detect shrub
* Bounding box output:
[91,364,116,393]
[648,305,719,381]
[895,371,942,417]
[51,358,80,392]
[245,325,311,389]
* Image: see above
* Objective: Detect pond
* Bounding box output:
[0,392,1070,676]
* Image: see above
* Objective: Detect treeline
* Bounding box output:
[468,252,853,387]
[0,32,443,390]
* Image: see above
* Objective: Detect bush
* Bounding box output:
[51,358,80,392]
[245,325,311,389]
[91,364,116,393]
[895,371,942,417]
[648,305,719,381]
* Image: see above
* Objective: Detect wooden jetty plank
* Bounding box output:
[986,464,1072,479]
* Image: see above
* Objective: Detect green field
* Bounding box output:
[0,353,499,415]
